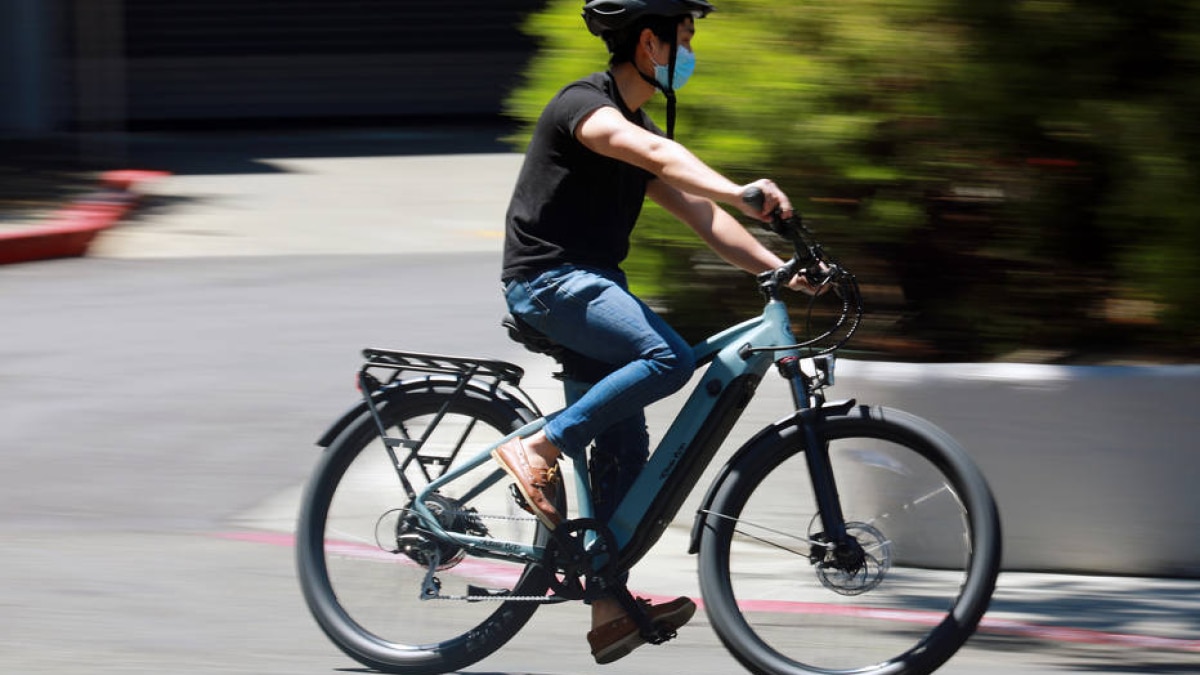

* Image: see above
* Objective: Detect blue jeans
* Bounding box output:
[504,265,695,523]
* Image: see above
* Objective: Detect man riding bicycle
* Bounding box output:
[494,0,818,663]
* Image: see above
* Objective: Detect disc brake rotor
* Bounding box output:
[810,521,892,596]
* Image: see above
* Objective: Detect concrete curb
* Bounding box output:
[0,170,168,265]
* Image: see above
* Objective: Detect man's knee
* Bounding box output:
[648,343,695,393]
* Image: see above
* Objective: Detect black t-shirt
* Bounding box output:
[502,71,661,281]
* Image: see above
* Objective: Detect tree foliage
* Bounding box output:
[505,0,1200,362]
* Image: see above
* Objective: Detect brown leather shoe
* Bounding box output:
[587,596,696,665]
[491,437,562,530]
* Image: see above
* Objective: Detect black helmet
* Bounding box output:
[582,0,715,37]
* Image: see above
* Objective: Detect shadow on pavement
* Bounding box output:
[124,121,521,176]
[1052,644,1199,673]
[0,139,98,220]
[988,574,1200,639]
[1,121,521,221]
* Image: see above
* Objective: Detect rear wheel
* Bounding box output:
[296,382,561,674]
[699,406,1001,675]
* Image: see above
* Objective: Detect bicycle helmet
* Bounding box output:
[581,0,716,139]
[582,0,715,38]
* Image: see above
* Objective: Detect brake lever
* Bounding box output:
[805,259,839,283]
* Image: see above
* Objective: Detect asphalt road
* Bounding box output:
[1,130,1196,674]
[2,252,1196,675]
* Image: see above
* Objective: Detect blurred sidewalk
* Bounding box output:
[1,127,521,263]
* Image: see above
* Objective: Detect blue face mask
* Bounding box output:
[653,46,696,91]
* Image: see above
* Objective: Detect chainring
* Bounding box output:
[540,518,619,601]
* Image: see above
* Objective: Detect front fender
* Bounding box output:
[687,398,858,554]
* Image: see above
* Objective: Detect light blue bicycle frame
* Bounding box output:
[408,296,801,570]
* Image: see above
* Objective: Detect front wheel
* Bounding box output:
[698,406,1001,675]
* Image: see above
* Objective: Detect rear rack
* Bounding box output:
[360,348,526,389]
[354,349,537,499]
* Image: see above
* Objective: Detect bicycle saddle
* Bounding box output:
[502,313,565,360]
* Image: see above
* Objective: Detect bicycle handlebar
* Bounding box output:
[740,186,864,356]
[742,186,820,276]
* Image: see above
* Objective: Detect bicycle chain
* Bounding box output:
[393,504,537,525]
[448,508,538,524]
[427,592,562,603]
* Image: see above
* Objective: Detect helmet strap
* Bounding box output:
[665,90,677,140]
[664,31,678,139]
[637,28,680,139]
[632,64,678,140]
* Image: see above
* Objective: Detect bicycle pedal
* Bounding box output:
[642,625,678,646]
[508,483,536,516]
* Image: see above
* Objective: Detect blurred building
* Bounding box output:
[0,0,546,138]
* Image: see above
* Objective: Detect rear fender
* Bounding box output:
[314,375,533,448]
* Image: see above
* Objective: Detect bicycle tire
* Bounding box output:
[296,380,559,674]
[698,405,1001,675]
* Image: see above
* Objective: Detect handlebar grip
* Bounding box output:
[741,186,765,212]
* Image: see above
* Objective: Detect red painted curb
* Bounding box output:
[0,169,170,265]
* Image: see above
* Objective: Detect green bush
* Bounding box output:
[505,0,1200,362]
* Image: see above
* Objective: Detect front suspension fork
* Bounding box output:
[799,409,850,545]
[780,356,850,545]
